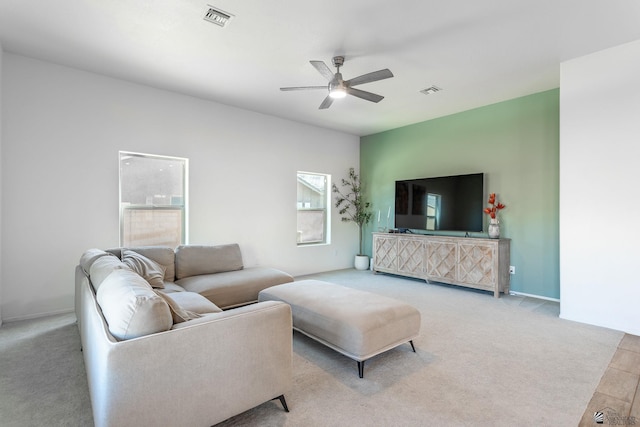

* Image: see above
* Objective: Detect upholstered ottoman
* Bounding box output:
[258,279,420,378]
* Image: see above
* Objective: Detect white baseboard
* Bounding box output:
[2,308,75,324]
[509,291,560,303]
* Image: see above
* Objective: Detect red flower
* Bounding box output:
[484,193,506,220]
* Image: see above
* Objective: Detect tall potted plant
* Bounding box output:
[332,167,373,270]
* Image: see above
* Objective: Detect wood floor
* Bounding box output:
[579,333,640,426]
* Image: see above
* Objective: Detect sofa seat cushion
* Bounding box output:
[161,282,186,293]
[176,267,294,309]
[160,291,222,314]
[169,312,220,329]
[96,269,173,340]
[175,244,243,280]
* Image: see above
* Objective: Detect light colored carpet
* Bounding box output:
[0,269,623,426]
[0,312,93,427]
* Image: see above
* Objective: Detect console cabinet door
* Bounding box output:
[397,237,424,278]
[373,234,398,273]
[457,241,496,290]
[425,239,457,283]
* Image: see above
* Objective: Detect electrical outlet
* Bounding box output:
[509,266,516,275]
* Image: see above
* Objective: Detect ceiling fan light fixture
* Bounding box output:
[329,88,347,99]
[329,76,347,98]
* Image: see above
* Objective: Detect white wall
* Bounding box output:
[560,39,640,335]
[1,53,360,321]
[0,43,4,327]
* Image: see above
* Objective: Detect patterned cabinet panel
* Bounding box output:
[425,239,457,283]
[397,237,424,277]
[457,241,496,289]
[373,234,398,273]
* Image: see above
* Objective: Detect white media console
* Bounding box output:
[372,232,511,298]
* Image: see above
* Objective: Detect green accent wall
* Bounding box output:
[360,89,559,299]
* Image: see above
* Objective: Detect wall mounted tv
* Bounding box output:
[394,173,484,233]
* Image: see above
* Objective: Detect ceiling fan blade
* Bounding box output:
[280,86,327,91]
[346,87,384,103]
[346,69,394,87]
[319,96,334,109]
[310,61,336,81]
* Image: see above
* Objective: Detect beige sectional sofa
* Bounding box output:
[75,244,295,427]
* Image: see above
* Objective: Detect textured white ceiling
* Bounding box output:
[1,0,640,136]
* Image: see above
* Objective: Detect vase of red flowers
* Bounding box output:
[484,193,506,239]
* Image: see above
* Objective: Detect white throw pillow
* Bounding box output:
[122,250,166,289]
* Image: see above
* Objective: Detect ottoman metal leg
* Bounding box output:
[357,361,365,378]
[357,341,416,378]
[273,395,289,412]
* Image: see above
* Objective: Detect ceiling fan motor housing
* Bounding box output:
[329,72,347,98]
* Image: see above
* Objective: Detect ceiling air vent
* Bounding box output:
[204,6,233,27]
[420,86,442,95]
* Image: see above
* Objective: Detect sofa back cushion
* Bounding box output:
[96,269,173,340]
[175,244,244,280]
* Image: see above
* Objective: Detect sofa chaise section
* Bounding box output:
[176,267,296,309]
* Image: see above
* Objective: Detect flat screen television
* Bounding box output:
[394,173,484,233]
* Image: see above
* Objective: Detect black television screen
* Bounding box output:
[395,173,484,232]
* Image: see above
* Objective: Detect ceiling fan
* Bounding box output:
[280,56,393,109]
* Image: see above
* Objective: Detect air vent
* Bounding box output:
[204,6,233,27]
[420,86,442,95]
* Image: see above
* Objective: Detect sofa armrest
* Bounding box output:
[83,297,292,427]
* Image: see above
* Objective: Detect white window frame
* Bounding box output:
[119,151,189,247]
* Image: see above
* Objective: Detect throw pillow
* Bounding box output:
[121,249,166,289]
[125,246,176,282]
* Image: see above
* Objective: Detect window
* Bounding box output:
[297,172,330,245]
[426,193,441,230]
[119,152,188,247]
